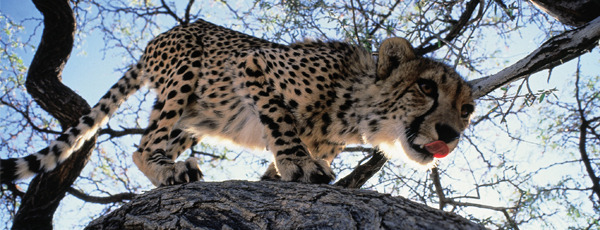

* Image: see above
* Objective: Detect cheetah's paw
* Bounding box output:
[277,157,335,184]
[156,157,203,186]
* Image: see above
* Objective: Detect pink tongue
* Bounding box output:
[424,141,450,158]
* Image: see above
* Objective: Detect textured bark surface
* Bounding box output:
[86,181,485,230]
[25,0,90,127]
[529,0,600,27]
[12,0,98,229]
[334,150,388,188]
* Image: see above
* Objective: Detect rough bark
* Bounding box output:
[12,0,98,229]
[25,0,90,127]
[85,181,485,230]
[529,0,600,27]
[334,149,388,188]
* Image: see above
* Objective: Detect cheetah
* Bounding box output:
[1,19,475,186]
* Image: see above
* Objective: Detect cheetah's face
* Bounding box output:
[371,38,475,166]
[399,65,474,165]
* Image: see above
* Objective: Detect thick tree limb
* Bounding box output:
[529,0,600,27]
[13,0,99,229]
[470,16,600,98]
[335,149,388,188]
[24,0,88,128]
[85,181,485,230]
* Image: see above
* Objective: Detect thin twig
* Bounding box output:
[575,58,600,203]
[67,187,136,204]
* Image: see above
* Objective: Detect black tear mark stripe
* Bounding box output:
[453,80,463,109]
[406,96,439,144]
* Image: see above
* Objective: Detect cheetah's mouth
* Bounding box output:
[411,141,450,158]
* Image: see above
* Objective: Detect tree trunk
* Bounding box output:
[85,181,485,230]
[12,0,98,229]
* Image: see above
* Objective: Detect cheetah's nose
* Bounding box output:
[435,123,459,143]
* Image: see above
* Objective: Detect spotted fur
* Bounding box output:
[1,20,475,186]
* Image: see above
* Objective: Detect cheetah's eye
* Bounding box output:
[461,104,474,118]
[417,79,437,97]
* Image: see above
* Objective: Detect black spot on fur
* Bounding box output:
[321,113,331,135]
[180,84,192,93]
[246,67,263,77]
[69,128,80,136]
[170,129,183,138]
[275,139,287,145]
[56,134,69,142]
[100,104,110,114]
[167,90,178,99]
[51,145,61,157]
[82,116,94,127]
[288,100,298,109]
[182,71,195,80]
[177,65,189,75]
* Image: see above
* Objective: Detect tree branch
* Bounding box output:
[334,149,388,188]
[183,0,195,24]
[67,187,136,204]
[368,0,402,37]
[24,0,87,128]
[85,181,486,230]
[432,167,520,229]
[431,167,447,209]
[414,0,481,55]
[160,0,184,25]
[529,0,600,27]
[575,61,600,203]
[470,16,600,98]
[13,0,98,229]
[99,127,144,138]
[0,97,62,135]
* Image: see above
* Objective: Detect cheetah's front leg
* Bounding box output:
[254,96,334,184]
[132,57,204,186]
[259,112,334,183]
[253,120,334,183]
[243,53,334,184]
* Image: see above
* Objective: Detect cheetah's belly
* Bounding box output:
[177,100,267,151]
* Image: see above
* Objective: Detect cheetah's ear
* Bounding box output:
[376,38,416,80]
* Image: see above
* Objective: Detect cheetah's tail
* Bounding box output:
[1,64,146,183]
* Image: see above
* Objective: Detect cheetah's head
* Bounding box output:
[366,38,475,166]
